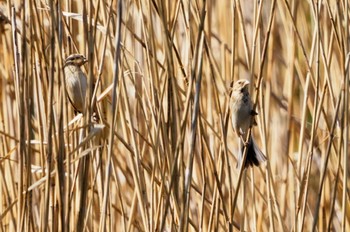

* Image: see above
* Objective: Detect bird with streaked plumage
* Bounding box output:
[230,79,266,168]
[64,54,88,114]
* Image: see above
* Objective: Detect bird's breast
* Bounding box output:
[231,94,252,132]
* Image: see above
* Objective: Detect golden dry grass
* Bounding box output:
[0,0,349,231]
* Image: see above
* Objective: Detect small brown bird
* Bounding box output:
[230,79,266,168]
[64,54,88,114]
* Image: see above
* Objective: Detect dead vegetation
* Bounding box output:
[0,0,349,231]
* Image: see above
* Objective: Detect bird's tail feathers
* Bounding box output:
[237,136,266,168]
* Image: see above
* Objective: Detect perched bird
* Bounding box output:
[230,79,266,168]
[64,54,88,114]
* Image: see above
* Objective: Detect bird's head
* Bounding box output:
[231,79,250,95]
[64,54,88,67]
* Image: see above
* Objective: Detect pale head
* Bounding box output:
[64,54,87,67]
[231,79,250,95]
[233,79,249,90]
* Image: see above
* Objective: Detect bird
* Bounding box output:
[230,79,266,168]
[64,54,88,114]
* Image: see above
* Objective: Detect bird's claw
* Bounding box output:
[250,109,258,116]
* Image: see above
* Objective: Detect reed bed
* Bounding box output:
[0,0,349,231]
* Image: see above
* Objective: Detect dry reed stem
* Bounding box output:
[0,0,350,231]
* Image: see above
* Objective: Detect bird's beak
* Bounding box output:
[243,80,250,86]
[83,57,88,64]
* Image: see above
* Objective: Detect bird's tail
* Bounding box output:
[237,137,266,168]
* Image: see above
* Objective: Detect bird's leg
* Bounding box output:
[237,130,249,147]
[240,135,249,147]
